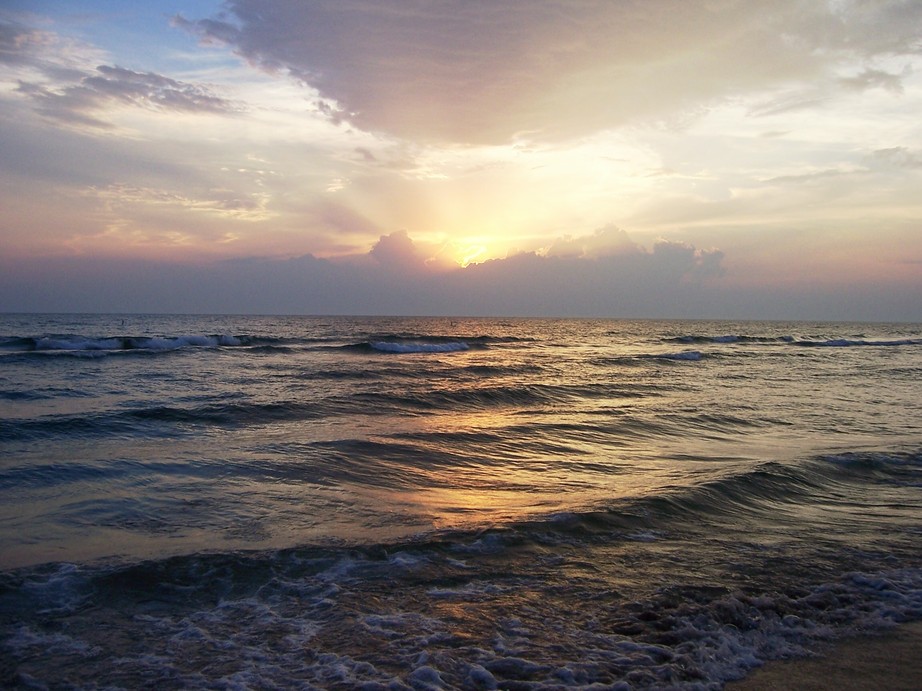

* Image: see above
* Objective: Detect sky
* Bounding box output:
[1,0,921,320]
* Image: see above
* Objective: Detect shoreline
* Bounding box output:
[726,620,922,690]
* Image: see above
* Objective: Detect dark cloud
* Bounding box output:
[0,230,728,317]
[651,240,725,280]
[0,19,37,66]
[179,0,922,144]
[89,65,236,112]
[6,229,922,320]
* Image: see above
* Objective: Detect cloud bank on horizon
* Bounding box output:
[1,1,921,319]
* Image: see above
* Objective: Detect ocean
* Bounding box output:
[1,313,920,689]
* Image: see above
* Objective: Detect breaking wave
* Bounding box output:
[369,341,470,353]
[0,332,518,357]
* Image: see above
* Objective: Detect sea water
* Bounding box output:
[1,314,920,689]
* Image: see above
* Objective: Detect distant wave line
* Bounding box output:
[0,332,529,355]
[665,334,922,348]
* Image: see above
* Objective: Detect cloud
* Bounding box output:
[90,65,237,112]
[86,183,271,221]
[2,17,239,128]
[0,19,44,66]
[0,228,729,317]
[748,92,831,118]
[3,5,921,323]
[0,18,97,72]
[368,230,459,273]
[6,225,922,321]
[839,68,906,94]
[16,64,239,127]
[651,239,725,280]
[369,229,426,271]
[760,167,864,185]
[868,147,922,170]
[544,224,639,259]
[180,0,922,144]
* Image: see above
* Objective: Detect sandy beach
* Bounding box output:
[727,621,922,690]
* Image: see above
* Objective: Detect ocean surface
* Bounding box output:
[1,314,920,689]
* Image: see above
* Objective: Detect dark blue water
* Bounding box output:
[1,314,920,688]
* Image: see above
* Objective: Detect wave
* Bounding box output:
[17,329,915,359]
[2,451,919,690]
[795,337,922,348]
[0,332,527,358]
[367,332,534,344]
[0,387,91,402]
[291,361,545,382]
[3,451,916,564]
[0,400,329,442]
[665,334,794,344]
[370,340,470,353]
[478,450,922,546]
[348,384,579,416]
[0,376,769,443]
[665,333,922,348]
[338,333,525,354]
[640,350,703,361]
[0,334,284,353]
[4,555,917,690]
[0,384,563,441]
[595,351,705,365]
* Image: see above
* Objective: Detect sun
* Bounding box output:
[457,244,488,268]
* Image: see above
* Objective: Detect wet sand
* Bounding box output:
[726,621,922,690]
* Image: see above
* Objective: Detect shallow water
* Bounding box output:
[1,315,920,688]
